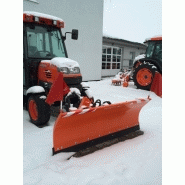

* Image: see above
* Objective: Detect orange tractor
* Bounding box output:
[23,11,151,154]
[23,11,83,125]
[117,36,162,96]
[132,36,162,91]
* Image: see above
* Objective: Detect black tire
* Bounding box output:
[133,62,157,90]
[27,95,50,126]
[23,95,27,110]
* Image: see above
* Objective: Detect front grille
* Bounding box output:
[64,76,82,85]
[45,70,52,78]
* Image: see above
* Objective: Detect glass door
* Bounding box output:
[102,46,122,70]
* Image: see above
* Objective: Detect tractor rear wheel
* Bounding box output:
[28,95,50,126]
[133,63,157,90]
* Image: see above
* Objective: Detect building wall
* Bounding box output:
[122,47,146,69]
[23,0,104,81]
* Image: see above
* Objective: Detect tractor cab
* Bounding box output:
[25,23,66,59]
[23,11,81,95]
[144,36,162,63]
[132,35,162,91]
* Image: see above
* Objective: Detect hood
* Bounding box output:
[51,57,80,68]
[41,57,80,68]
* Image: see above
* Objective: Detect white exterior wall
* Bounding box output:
[123,47,146,69]
[23,0,103,81]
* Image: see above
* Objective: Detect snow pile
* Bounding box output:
[81,82,90,88]
[26,86,45,95]
[23,78,162,185]
[39,95,46,99]
[133,54,145,63]
[112,72,123,81]
[84,89,93,99]
[67,88,81,97]
[51,57,80,68]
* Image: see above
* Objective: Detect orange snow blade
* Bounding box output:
[78,96,92,109]
[53,97,151,154]
[150,72,162,97]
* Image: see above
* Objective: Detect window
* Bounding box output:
[102,46,122,70]
[129,52,135,69]
[153,42,162,62]
[146,42,155,58]
[26,25,66,58]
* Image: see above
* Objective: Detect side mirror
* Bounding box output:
[72,29,78,40]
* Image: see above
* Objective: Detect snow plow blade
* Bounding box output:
[53,97,151,155]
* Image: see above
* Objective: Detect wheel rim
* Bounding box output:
[136,68,153,86]
[29,99,38,121]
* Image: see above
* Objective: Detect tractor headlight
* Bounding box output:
[58,67,70,74]
[72,67,80,74]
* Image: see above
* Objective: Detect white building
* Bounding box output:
[23,0,104,81]
[102,36,147,77]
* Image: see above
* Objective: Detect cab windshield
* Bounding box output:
[146,42,155,58]
[153,42,162,62]
[146,41,162,62]
[26,24,66,59]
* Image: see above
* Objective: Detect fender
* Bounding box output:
[134,58,162,74]
[26,86,45,95]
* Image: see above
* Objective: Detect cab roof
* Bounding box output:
[23,11,64,22]
[144,35,162,43]
[23,11,65,28]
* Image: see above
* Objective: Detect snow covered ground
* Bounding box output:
[23,78,162,185]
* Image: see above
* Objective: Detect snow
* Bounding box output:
[112,72,123,81]
[51,57,80,68]
[40,60,51,63]
[23,78,162,184]
[84,89,93,98]
[81,82,90,88]
[67,88,81,97]
[144,35,162,43]
[113,74,121,80]
[23,11,64,22]
[39,95,46,99]
[133,54,145,63]
[26,86,45,95]
[112,71,131,82]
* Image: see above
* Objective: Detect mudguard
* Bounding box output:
[53,97,151,154]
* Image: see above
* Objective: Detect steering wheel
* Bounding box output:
[33,51,52,57]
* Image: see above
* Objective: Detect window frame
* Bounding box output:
[25,23,68,59]
[129,52,135,69]
[102,45,122,70]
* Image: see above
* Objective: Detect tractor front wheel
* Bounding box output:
[133,63,157,90]
[28,95,50,126]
